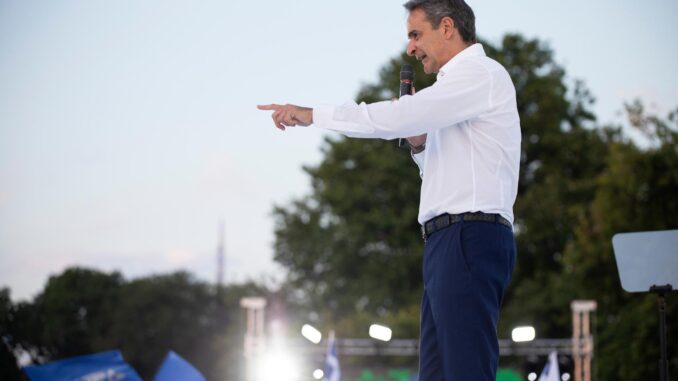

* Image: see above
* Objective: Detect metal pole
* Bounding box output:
[573,306,582,381]
[583,311,591,381]
[650,285,671,381]
[241,297,267,381]
[658,293,669,381]
[572,300,597,381]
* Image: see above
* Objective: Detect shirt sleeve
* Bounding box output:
[312,61,493,140]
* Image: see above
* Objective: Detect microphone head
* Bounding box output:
[400,64,414,81]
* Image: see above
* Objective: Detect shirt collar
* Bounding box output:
[437,43,486,80]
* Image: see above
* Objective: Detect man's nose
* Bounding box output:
[406,41,416,56]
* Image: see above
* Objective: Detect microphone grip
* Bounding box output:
[400,81,412,98]
[398,80,413,148]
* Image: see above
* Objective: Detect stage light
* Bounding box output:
[254,350,301,381]
[527,372,538,381]
[313,369,324,380]
[369,324,392,342]
[301,324,322,344]
[511,326,535,342]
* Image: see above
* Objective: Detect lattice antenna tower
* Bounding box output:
[217,219,225,286]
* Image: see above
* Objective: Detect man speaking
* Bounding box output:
[258,0,520,379]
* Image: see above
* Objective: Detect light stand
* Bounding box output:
[650,284,672,381]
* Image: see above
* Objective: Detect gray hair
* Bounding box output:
[403,0,476,44]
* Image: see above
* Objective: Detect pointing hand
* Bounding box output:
[257,104,313,131]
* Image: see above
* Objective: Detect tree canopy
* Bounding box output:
[1,269,269,380]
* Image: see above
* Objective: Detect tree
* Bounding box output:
[1,267,270,381]
[103,271,239,380]
[555,102,678,379]
[0,288,25,381]
[33,268,124,359]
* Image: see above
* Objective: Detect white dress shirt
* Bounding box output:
[313,43,521,224]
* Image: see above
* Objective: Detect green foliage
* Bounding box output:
[0,288,25,381]
[36,268,124,358]
[102,272,229,378]
[1,268,269,381]
[555,103,678,379]
[273,138,423,319]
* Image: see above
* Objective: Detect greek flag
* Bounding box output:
[538,351,560,381]
[323,331,340,381]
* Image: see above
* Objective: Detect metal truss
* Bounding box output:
[287,337,579,357]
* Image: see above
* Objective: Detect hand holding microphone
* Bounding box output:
[398,65,426,152]
[398,65,415,148]
[400,64,415,98]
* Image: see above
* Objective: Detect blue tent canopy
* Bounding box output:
[152,351,205,381]
[23,350,142,381]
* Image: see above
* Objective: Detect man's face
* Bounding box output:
[406,8,452,74]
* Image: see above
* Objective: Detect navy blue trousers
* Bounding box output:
[418,218,516,381]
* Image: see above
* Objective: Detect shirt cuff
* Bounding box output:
[411,150,425,178]
[312,105,335,129]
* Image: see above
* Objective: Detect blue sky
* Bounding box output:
[1,0,677,300]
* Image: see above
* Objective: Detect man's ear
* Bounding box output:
[440,16,456,39]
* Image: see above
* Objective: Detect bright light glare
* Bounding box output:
[254,351,301,381]
[301,324,322,344]
[369,324,392,342]
[511,326,536,342]
[313,369,324,380]
[528,372,538,381]
[561,373,571,381]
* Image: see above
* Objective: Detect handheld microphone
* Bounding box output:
[398,64,414,148]
[399,64,414,97]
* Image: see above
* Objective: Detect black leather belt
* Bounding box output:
[421,212,512,241]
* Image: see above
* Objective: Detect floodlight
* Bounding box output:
[301,324,322,344]
[369,324,392,342]
[511,326,536,342]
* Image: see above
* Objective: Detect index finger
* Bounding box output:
[257,104,280,111]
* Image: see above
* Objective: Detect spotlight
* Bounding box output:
[369,324,392,342]
[511,326,536,342]
[301,324,322,344]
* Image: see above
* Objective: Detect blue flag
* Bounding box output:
[538,351,560,381]
[152,351,205,381]
[23,350,142,381]
[323,331,341,381]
